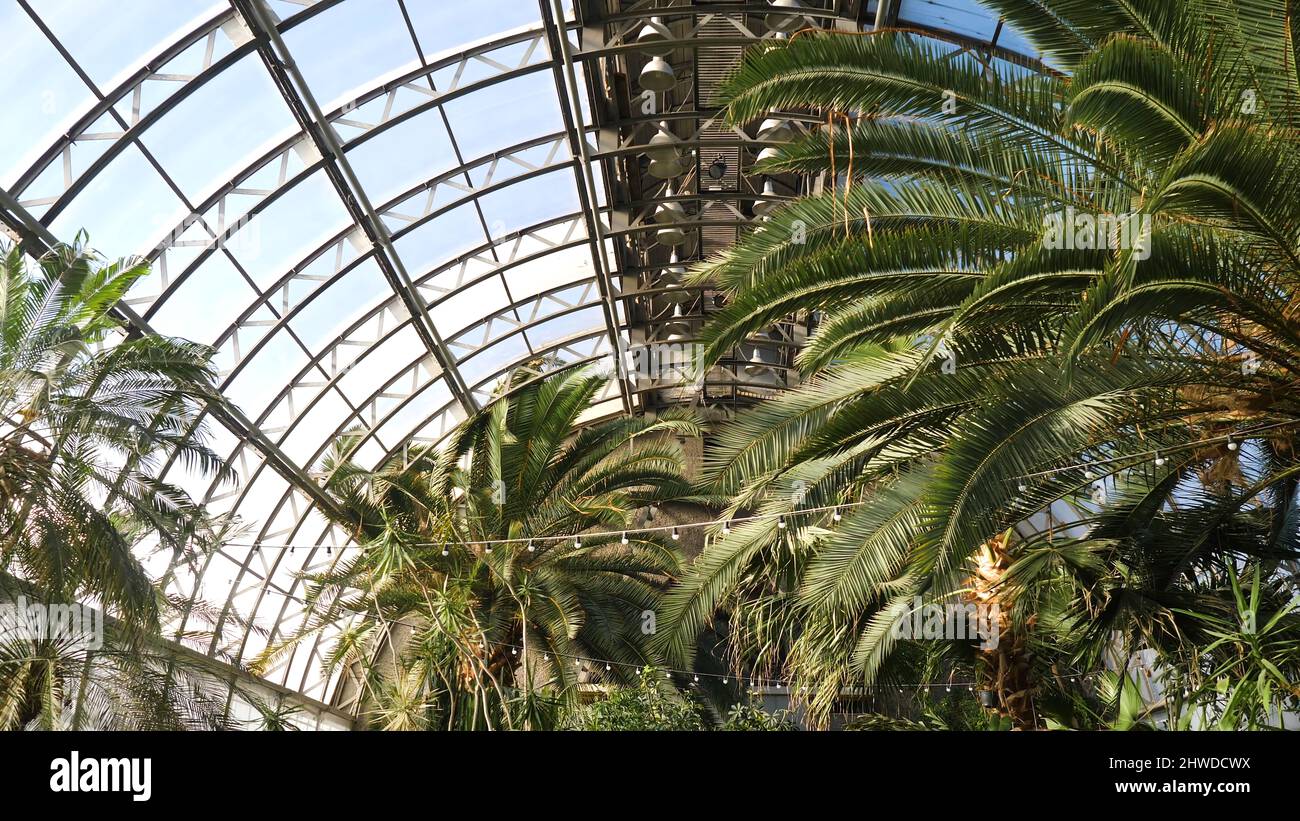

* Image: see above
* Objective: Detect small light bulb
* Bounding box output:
[1018,484,1028,492]
[832,507,842,522]
[527,540,535,552]
[1154,455,1165,466]
[485,545,492,554]
[621,531,629,544]
[777,515,786,529]
[671,527,680,540]
[511,648,517,655]
[605,664,611,671]
[574,535,582,548]
[722,521,732,535]
[441,548,449,557]
[1227,439,1238,451]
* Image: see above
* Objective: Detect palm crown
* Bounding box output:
[267,365,703,729]
[656,0,1300,727]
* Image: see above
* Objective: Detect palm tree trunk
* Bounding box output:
[971,532,1036,729]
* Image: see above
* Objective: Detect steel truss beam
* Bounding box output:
[231,0,477,416]
[134,34,559,320]
[539,0,633,414]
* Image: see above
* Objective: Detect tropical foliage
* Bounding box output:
[655,0,1300,728]
[263,366,705,729]
[0,239,234,729]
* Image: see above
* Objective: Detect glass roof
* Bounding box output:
[0,0,1036,713]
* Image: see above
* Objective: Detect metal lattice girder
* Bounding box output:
[231,0,477,415]
[539,0,634,414]
[131,30,561,318]
[165,133,578,389]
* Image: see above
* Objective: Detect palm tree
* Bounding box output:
[656,0,1300,727]
[260,365,705,729]
[0,238,235,728]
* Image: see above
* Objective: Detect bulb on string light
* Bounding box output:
[511,648,517,655]
[574,535,582,548]
[1154,453,1165,467]
[1018,484,1028,492]
[832,507,842,522]
[605,664,611,671]
[722,520,732,535]
[621,531,629,545]
[1227,438,1238,451]
[441,548,449,557]
[693,675,699,683]
[485,544,492,554]
[671,526,680,540]
[527,540,535,552]
[777,515,787,529]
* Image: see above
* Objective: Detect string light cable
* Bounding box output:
[1009,418,1300,486]
[224,500,868,552]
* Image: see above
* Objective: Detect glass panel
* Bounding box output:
[141,53,298,201]
[283,0,419,108]
[48,144,187,260]
[441,72,564,159]
[0,4,97,187]
[406,0,539,58]
[29,0,222,91]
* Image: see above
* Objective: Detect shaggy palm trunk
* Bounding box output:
[970,533,1036,729]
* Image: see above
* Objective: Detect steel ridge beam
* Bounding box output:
[538,0,634,414]
[232,0,478,417]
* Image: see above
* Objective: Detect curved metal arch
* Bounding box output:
[209,212,594,453]
[13,1,352,220]
[140,37,565,319]
[149,131,578,389]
